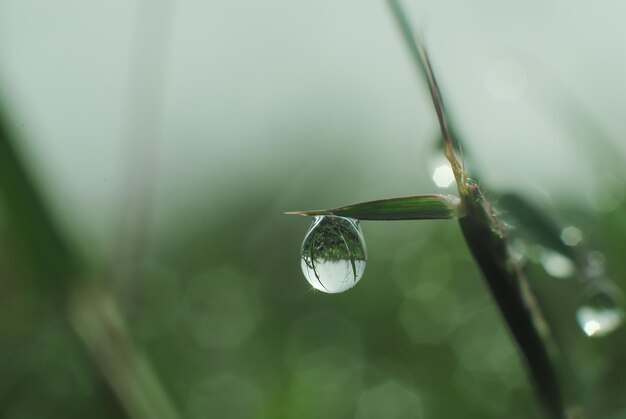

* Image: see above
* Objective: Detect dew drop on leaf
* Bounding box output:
[576,284,624,338]
[300,216,367,294]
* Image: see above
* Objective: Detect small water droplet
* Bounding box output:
[585,250,606,278]
[588,251,606,268]
[577,284,624,337]
[300,216,367,294]
[507,238,527,264]
[561,225,582,246]
[540,249,575,278]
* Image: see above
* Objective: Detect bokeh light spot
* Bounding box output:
[432,164,455,188]
[561,226,582,246]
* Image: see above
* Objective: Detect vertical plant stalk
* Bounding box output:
[68,284,181,419]
[0,103,181,419]
[115,0,173,316]
[387,1,566,418]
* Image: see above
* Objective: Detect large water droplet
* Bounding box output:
[576,285,624,337]
[300,215,367,294]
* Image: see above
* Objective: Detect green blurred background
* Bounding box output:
[1,1,626,418]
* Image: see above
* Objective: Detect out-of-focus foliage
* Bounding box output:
[3,154,626,418]
[2,2,626,419]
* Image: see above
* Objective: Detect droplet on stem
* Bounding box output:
[507,238,528,264]
[576,283,624,337]
[585,250,606,278]
[300,216,367,294]
[540,249,575,279]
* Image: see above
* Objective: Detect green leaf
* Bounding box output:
[286,194,462,220]
[0,102,80,303]
[0,98,182,419]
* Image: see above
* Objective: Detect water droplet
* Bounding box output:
[585,250,606,278]
[540,249,575,278]
[561,225,582,246]
[507,238,527,264]
[300,216,367,293]
[577,285,624,337]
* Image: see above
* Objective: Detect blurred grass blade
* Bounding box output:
[287,194,462,220]
[387,0,467,193]
[69,286,181,419]
[498,193,576,260]
[0,104,80,302]
[0,100,181,419]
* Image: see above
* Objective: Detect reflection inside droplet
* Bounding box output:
[577,286,624,337]
[300,216,367,294]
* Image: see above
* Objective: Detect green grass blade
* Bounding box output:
[287,194,462,220]
[0,104,80,302]
[498,193,576,260]
[0,100,182,419]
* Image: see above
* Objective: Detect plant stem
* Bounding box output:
[387,1,566,417]
[458,183,566,419]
